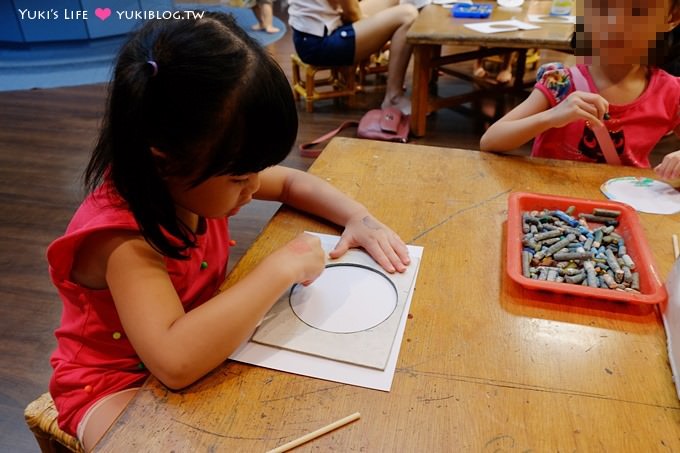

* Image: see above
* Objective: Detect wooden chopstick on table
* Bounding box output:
[266,412,361,453]
[674,234,679,260]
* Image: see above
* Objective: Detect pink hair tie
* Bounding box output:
[147,60,158,77]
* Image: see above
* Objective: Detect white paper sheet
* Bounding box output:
[432,0,471,4]
[230,232,424,391]
[601,177,680,215]
[664,258,680,400]
[464,19,540,34]
[290,264,397,333]
[497,0,524,8]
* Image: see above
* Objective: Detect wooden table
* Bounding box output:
[407,1,574,136]
[97,138,680,451]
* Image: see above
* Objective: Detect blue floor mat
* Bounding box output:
[0,4,286,92]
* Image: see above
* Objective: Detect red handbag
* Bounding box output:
[300,107,410,157]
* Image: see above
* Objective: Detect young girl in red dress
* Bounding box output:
[481,0,680,178]
[47,12,410,451]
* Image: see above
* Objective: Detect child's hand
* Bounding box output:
[278,233,326,286]
[330,214,410,273]
[547,91,609,129]
[654,150,680,180]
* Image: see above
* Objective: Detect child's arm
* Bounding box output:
[101,230,325,389]
[254,166,410,273]
[654,150,680,180]
[480,89,609,152]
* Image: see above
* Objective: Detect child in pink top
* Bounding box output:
[480,0,680,179]
[48,12,410,451]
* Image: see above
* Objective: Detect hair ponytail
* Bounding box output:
[85,12,297,258]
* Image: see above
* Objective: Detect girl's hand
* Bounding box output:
[275,233,326,286]
[330,214,410,273]
[654,150,680,180]
[546,91,609,129]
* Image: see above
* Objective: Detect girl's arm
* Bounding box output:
[655,125,680,179]
[103,230,325,390]
[480,89,609,153]
[101,167,408,390]
[480,90,553,152]
[254,166,410,273]
[655,149,680,180]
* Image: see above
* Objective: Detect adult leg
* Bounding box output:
[359,0,399,17]
[353,4,418,114]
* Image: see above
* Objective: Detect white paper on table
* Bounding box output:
[432,0,471,5]
[600,177,680,215]
[664,258,680,400]
[497,0,524,8]
[230,232,424,391]
[464,20,540,34]
[527,14,576,24]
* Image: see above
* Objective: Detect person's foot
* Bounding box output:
[496,68,513,84]
[382,96,411,115]
[252,23,280,33]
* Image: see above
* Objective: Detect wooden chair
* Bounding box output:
[24,393,84,453]
[290,53,357,112]
[357,47,389,91]
[479,48,541,79]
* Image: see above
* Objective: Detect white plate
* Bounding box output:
[601,176,680,214]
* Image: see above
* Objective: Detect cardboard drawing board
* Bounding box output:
[230,232,424,391]
[252,247,420,370]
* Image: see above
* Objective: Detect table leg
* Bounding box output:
[431,45,442,86]
[411,44,435,137]
[513,48,528,91]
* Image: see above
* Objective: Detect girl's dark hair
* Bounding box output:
[85,12,297,259]
[663,1,680,72]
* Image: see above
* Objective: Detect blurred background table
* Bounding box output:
[97,138,680,451]
[407,1,574,136]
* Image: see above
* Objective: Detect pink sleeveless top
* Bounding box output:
[47,181,230,435]
[532,63,680,167]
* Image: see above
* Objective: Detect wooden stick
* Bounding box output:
[266,412,361,453]
[674,234,679,260]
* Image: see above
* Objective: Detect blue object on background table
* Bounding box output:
[452,3,493,18]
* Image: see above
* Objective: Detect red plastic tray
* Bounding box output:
[507,192,667,304]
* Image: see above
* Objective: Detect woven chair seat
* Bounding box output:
[25,392,84,453]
